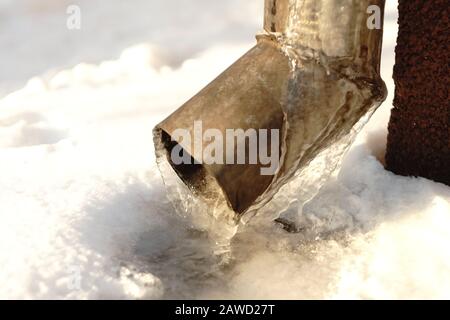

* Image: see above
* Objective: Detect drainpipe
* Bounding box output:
[154,0,387,226]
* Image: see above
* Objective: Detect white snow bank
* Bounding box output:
[0,0,263,95]
[207,148,450,299]
[0,42,250,299]
[1,0,449,299]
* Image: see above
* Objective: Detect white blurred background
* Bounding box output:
[0,0,263,95]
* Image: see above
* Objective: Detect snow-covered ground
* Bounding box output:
[0,0,449,299]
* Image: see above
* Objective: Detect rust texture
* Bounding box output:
[386,0,449,185]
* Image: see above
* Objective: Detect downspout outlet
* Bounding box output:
[154,0,387,231]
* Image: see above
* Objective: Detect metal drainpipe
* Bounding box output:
[154,0,387,225]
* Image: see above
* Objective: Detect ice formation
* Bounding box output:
[154,0,387,242]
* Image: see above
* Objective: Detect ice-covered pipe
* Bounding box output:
[154,0,387,225]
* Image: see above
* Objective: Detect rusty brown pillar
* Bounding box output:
[386,1,449,185]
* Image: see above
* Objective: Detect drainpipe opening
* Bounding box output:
[157,128,235,215]
[160,130,207,194]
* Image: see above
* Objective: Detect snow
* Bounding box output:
[0,0,449,299]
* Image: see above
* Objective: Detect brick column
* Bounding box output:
[386,0,449,185]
